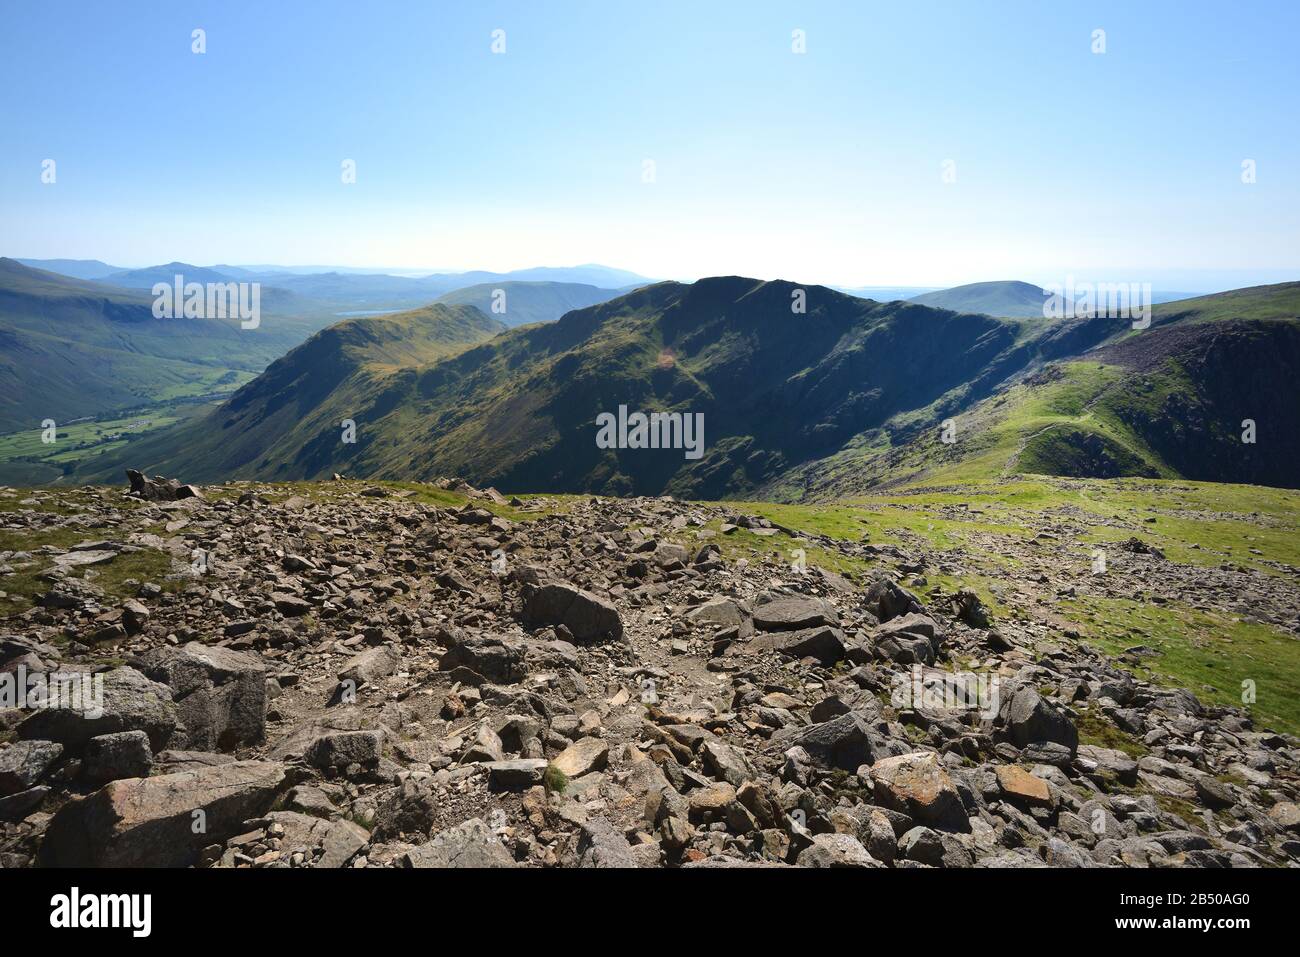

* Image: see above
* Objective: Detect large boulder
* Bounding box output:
[16,667,177,754]
[874,614,942,665]
[137,643,267,751]
[752,595,839,631]
[1004,687,1079,755]
[700,738,754,787]
[372,778,440,841]
[82,730,153,787]
[337,644,402,689]
[792,712,878,770]
[39,760,288,867]
[577,819,638,868]
[745,626,848,666]
[523,582,623,642]
[686,598,753,637]
[126,469,201,502]
[798,833,881,868]
[551,737,609,778]
[995,764,1052,807]
[438,633,526,683]
[304,730,383,774]
[863,576,924,622]
[400,818,517,868]
[868,752,969,832]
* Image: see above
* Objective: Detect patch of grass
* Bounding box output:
[708,500,1014,617]
[1061,595,1300,737]
[1154,794,1208,831]
[0,523,180,615]
[543,763,568,794]
[344,808,376,832]
[1075,707,1148,758]
[245,479,576,524]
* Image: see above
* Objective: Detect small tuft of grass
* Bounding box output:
[542,763,568,794]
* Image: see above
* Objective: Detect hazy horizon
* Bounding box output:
[10,255,1295,297]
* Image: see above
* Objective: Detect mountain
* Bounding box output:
[66,276,1300,496]
[73,303,505,482]
[14,258,125,280]
[63,277,1099,494]
[908,280,1214,319]
[0,259,339,440]
[462,264,653,288]
[101,262,242,288]
[907,280,1051,317]
[434,281,625,327]
[772,282,1300,497]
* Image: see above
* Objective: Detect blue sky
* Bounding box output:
[1,0,1297,289]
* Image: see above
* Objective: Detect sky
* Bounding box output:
[1,0,1297,290]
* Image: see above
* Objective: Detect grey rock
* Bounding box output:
[304,730,383,773]
[401,818,517,868]
[1004,687,1078,755]
[577,818,638,868]
[523,582,623,642]
[138,642,267,752]
[82,730,152,786]
[0,740,63,796]
[39,760,287,867]
[798,832,880,868]
[753,595,839,631]
[17,666,177,754]
[793,712,877,770]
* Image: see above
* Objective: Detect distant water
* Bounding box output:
[335,308,403,317]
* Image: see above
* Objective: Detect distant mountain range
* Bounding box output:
[68,274,1300,494]
[0,260,635,446]
[435,281,632,328]
[19,258,653,300]
[10,260,1207,318]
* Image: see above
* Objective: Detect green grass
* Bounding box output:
[1060,594,1300,736]
[543,763,568,794]
[242,479,577,524]
[1075,707,1148,758]
[0,393,248,487]
[0,522,181,616]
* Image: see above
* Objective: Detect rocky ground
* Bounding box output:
[1,473,1298,869]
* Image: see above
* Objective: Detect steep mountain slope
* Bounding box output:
[908,280,1050,317]
[66,276,1300,497]
[77,278,1068,494]
[75,304,506,481]
[772,283,1300,496]
[434,281,624,327]
[0,259,300,433]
